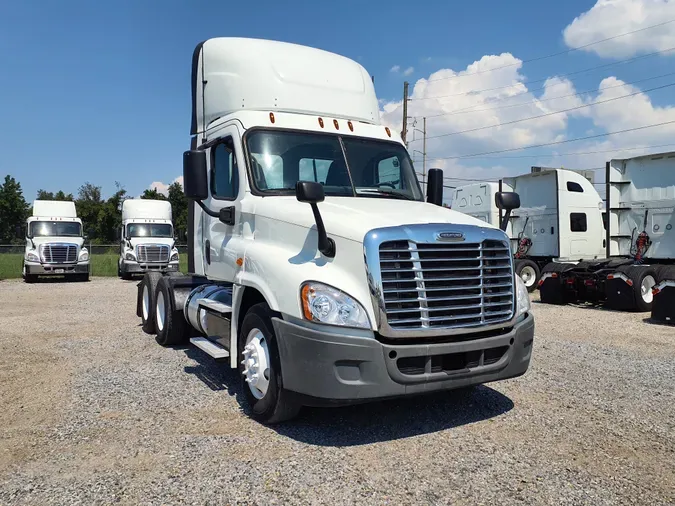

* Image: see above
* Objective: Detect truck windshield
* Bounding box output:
[29,221,82,237]
[127,224,173,238]
[245,130,424,201]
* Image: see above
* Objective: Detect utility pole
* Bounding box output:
[401,81,409,146]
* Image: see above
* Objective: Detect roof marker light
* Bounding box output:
[348,121,354,132]
[269,112,275,124]
[385,127,391,137]
[318,117,324,128]
[333,119,339,130]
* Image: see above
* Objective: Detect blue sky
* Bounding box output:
[1,0,674,201]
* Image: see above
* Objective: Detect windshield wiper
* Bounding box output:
[356,188,416,201]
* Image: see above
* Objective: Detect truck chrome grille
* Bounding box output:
[378,239,514,330]
[39,244,77,264]
[137,244,170,263]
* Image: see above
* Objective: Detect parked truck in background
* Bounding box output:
[135,37,534,423]
[538,151,675,319]
[118,199,180,280]
[451,168,605,291]
[22,200,90,283]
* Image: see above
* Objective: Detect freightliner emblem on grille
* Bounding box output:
[436,231,465,241]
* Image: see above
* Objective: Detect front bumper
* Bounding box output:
[25,261,89,275]
[123,260,179,273]
[273,313,534,405]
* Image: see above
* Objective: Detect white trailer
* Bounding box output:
[22,200,90,282]
[118,199,180,279]
[451,168,605,291]
[538,151,675,318]
[134,37,534,424]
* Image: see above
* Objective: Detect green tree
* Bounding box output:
[167,181,188,242]
[141,187,167,200]
[0,175,29,244]
[75,182,104,241]
[36,189,74,201]
[96,183,127,243]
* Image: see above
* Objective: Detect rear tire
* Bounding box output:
[238,303,301,424]
[154,277,189,346]
[626,265,658,312]
[140,272,163,334]
[515,259,540,293]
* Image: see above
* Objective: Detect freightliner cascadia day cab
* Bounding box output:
[452,168,605,291]
[118,199,180,280]
[22,200,90,283]
[136,38,534,423]
[539,151,675,319]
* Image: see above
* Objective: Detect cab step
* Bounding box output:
[189,336,230,359]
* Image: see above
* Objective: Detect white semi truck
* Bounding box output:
[118,199,180,280]
[22,200,90,283]
[135,37,534,423]
[539,151,675,318]
[452,168,605,291]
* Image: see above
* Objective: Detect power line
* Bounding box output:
[410,46,675,102]
[429,120,675,160]
[424,81,675,140]
[425,19,675,83]
[424,70,675,119]
[425,142,675,161]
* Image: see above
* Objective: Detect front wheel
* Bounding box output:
[238,303,301,424]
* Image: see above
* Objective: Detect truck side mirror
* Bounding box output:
[183,150,208,200]
[426,168,444,206]
[495,191,520,231]
[296,181,335,258]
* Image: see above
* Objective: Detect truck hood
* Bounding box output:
[253,196,500,242]
[30,236,85,248]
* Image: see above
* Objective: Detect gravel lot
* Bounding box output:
[0,277,673,505]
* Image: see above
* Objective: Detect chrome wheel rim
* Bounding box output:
[142,285,150,321]
[241,328,271,399]
[641,275,656,304]
[520,266,537,287]
[156,291,166,332]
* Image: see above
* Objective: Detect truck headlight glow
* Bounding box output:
[300,282,370,329]
[79,249,89,262]
[125,252,136,261]
[26,252,40,262]
[515,275,531,317]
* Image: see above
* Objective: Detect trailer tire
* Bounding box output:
[154,277,189,346]
[515,259,540,292]
[140,272,163,334]
[238,302,301,424]
[626,265,658,313]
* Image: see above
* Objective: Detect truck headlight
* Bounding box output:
[125,252,136,261]
[79,249,89,262]
[300,281,371,329]
[26,252,40,262]
[170,252,179,261]
[515,275,531,318]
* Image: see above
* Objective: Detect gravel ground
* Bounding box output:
[0,277,673,505]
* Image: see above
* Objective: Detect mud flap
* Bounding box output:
[604,276,636,311]
[651,281,675,324]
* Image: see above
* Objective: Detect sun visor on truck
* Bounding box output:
[190,38,381,136]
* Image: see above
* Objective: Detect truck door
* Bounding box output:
[202,126,243,282]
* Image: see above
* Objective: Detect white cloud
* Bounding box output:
[146,176,183,197]
[563,0,675,58]
[403,66,415,76]
[389,65,401,73]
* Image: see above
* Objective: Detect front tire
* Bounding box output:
[238,303,301,424]
[515,259,540,293]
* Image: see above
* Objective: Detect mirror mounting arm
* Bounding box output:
[310,203,335,258]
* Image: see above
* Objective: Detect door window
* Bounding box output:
[211,140,239,199]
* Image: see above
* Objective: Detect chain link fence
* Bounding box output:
[0,244,189,279]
